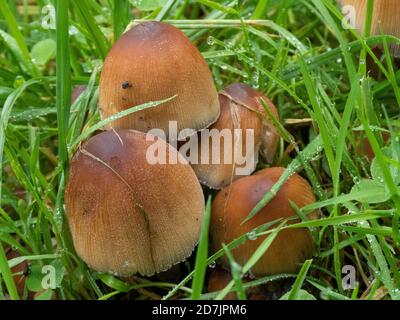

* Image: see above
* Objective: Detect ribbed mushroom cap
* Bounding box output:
[222,84,280,163]
[65,130,205,277]
[99,21,220,138]
[191,83,280,189]
[211,167,317,277]
[339,0,400,57]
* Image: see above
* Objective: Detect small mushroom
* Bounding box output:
[99,21,220,139]
[210,167,317,277]
[339,0,400,57]
[191,83,280,189]
[65,129,205,277]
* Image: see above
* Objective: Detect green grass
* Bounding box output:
[0,0,399,300]
[191,197,212,300]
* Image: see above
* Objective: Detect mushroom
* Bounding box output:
[210,167,317,277]
[191,83,280,190]
[64,129,205,277]
[99,21,220,139]
[339,0,400,57]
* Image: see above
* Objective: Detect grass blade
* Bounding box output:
[215,221,286,300]
[191,197,212,300]
[56,0,71,172]
[71,95,177,148]
[286,259,313,300]
[0,79,40,204]
[0,243,19,300]
[113,0,130,41]
[244,135,323,223]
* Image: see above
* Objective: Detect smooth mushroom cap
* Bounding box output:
[339,0,400,57]
[211,167,317,277]
[99,21,220,139]
[191,83,280,190]
[65,130,205,277]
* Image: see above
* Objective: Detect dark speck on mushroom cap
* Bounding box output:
[99,21,220,137]
[121,81,133,89]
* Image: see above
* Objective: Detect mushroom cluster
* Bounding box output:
[65,21,319,297]
[66,21,216,277]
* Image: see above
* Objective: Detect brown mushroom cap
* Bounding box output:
[191,83,280,189]
[211,167,317,277]
[222,83,280,163]
[99,21,220,138]
[65,130,205,277]
[339,0,400,57]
